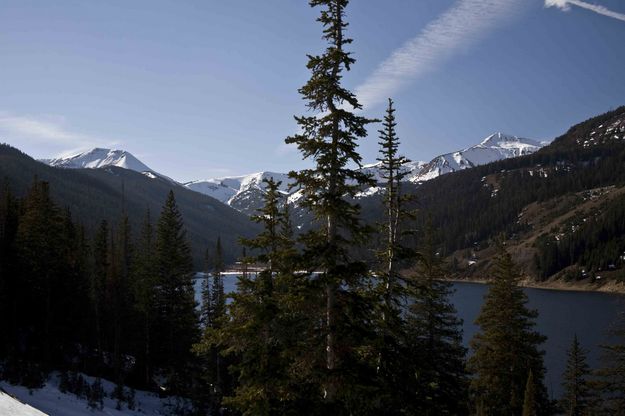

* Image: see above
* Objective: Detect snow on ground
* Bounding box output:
[0,374,187,416]
[0,390,48,416]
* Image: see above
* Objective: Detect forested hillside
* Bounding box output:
[358,106,625,284]
[0,144,258,264]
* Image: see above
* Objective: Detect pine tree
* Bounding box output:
[373,98,419,414]
[561,335,596,415]
[211,178,294,415]
[200,247,212,326]
[208,236,228,407]
[91,220,109,372]
[596,315,625,414]
[468,244,549,415]
[375,98,411,333]
[131,209,157,387]
[58,209,92,369]
[108,214,132,389]
[154,190,199,392]
[403,223,468,415]
[210,236,226,328]
[376,98,410,286]
[285,0,378,408]
[15,180,64,369]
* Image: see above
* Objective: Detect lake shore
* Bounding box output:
[445,277,625,295]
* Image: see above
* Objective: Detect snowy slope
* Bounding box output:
[1,374,190,416]
[41,148,174,182]
[0,390,48,416]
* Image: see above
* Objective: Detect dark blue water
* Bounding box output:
[451,282,625,399]
[195,275,625,399]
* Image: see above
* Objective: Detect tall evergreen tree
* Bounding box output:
[375,97,411,339]
[468,244,549,415]
[376,98,410,290]
[15,180,64,369]
[108,214,133,388]
[373,98,418,414]
[210,178,297,415]
[91,220,109,372]
[285,0,378,408]
[210,237,226,329]
[154,190,199,392]
[561,335,596,416]
[131,209,157,387]
[596,315,625,414]
[403,223,468,415]
[58,209,92,367]
[200,247,212,326]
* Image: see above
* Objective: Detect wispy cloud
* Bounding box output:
[355,0,526,111]
[545,0,625,22]
[0,112,116,157]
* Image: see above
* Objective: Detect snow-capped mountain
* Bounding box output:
[185,132,545,213]
[41,148,173,182]
[411,133,543,182]
[183,132,544,211]
[45,148,151,171]
[41,133,545,215]
[185,172,293,215]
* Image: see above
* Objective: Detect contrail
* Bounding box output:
[354,0,526,111]
[546,0,625,22]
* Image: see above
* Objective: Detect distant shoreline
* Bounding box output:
[445,277,625,295]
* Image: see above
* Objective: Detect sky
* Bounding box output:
[1,0,624,182]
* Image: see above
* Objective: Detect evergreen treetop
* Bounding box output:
[561,334,596,416]
[468,244,549,415]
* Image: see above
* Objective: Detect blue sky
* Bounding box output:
[1,0,624,182]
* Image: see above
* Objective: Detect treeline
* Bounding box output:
[0,180,205,408]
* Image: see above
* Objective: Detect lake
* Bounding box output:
[195,274,625,399]
[451,282,624,398]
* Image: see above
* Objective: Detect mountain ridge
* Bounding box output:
[40,132,545,216]
[3,144,258,264]
[180,132,545,213]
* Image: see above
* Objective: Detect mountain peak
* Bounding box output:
[478,132,541,148]
[45,147,153,173]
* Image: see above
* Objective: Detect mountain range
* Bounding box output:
[7,105,624,283]
[41,132,545,215]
